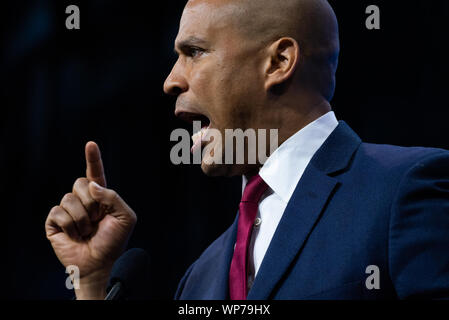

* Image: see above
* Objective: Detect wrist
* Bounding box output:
[74,269,111,300]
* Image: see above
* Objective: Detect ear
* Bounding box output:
[263,37,300,91]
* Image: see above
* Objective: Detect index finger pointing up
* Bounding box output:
[85,141,107,187]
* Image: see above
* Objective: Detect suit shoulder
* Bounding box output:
[356,142,449,171]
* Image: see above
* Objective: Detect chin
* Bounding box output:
[201,162,259,178]
[200,162,231,177]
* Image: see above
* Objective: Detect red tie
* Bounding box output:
[229,174,269,300]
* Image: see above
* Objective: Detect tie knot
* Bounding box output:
[241,174,269,203]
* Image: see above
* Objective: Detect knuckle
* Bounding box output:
[59,215,73,229]
[61,193,75,204]
[49,205,62,217]
[73,177,88,192]
[49,206,70,227]
[45,206,59,226]
[49,205,59,214]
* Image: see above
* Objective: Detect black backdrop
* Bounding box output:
[3,0,449,299]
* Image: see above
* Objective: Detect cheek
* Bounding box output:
[190,56,262,128]
[190,63,221,104]
[191,62,235,118]
[220,63,262,126]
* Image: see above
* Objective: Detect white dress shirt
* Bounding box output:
[243,111,339,289]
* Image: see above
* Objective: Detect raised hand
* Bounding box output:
[45,142,137,299]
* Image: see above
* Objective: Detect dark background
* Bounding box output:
[2,0,448,299]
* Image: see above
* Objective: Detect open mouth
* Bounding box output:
[176,112,212,154]
[176,112,211,130]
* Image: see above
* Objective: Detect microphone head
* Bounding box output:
[108,248,151,299]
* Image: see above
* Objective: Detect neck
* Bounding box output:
[232,94,332,177]
[263,95,332,146]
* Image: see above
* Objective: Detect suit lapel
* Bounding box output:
[247,165,339,299]
[247,121,362,300]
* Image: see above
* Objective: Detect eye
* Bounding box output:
[188,46,205,58]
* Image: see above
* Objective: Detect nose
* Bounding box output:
[163,60,188,96]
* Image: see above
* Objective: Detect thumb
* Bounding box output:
[88,181,133,220]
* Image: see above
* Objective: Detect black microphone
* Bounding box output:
[105,248,151,300]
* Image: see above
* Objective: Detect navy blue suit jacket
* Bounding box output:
[175,121,449,300]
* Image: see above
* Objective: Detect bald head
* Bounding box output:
[186,0,340,100]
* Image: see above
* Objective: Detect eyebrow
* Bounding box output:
[174,36,208,54]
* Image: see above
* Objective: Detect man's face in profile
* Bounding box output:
[164,0,267,177]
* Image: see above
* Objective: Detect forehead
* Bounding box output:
[176,1,238,44]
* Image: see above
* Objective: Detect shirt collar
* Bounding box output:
[242,111,339,204]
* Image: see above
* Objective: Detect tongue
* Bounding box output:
[191,126,209,154]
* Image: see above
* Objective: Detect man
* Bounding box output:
[45,0,449,300]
